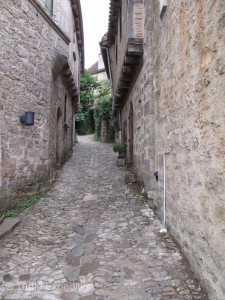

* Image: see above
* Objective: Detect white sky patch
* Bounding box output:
[80,0,110,69]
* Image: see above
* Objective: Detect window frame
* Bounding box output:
[45,0,53,16]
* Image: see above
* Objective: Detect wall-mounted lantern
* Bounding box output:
[19,111,35,126]
[154,171,159,181]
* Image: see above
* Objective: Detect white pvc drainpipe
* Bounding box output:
[99,44,114,108]
[160,151,170,233]
[0,135,2,188]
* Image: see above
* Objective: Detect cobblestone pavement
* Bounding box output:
[0,135,208,300]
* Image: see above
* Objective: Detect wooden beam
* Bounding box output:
[127,44,143,56]
[122,65,136,74]
[111,15,118,21]
[118,82,130,89]
[115,91,126,98]
[124,55,140,65]
[67,80,75,88]
[71,88,78,97]
[63,69,72,77]
[64,75,74,83]
[120,72,133,81]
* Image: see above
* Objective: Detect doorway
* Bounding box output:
[56,107,63,164]
[129,102,134,166]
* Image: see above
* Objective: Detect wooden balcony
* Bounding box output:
[105,0,144,111]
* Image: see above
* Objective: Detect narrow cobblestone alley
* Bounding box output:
[0,136,207,300]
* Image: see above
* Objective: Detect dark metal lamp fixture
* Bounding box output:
[19,111,35,126]
[154,171,159,181]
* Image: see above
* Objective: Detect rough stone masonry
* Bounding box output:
[0,0,83,214]
[106,1,225,299]
[0,136,208,300]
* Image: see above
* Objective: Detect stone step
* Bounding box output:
[0,217,20,240]
[0,214,4,225]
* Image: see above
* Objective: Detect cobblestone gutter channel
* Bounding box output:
[0,136,208,300]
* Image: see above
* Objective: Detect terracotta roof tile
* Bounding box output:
[88,61,98,75]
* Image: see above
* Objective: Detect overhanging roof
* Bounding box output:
[71,0,85,70]
[101,0,144,111]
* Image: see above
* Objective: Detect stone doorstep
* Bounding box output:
[0,217,20,240]
[117,158,126,166]
[125,173,137,184]
[0,214,4,225]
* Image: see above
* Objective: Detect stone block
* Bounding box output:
[117,158,125,166]
[79,295,96,300]
[66,256,80,267]
[125,173,137,184]
[60,292,78,300]
[0,217,20,240]
[0,215,4,225]
[37,164,49,172]
[0,114,7,134]
[80,261,99,276]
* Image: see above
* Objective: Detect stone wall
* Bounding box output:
[36,0,81,88]
[121,0,158,195]
[156,1,225,299]
[114,0,225,299]
[0,0,81,214]
[110,0,129,92]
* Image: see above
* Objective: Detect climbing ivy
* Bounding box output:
[75,111,88,135]
[76,69,114,141]
[75,70,100,135]
[94,97,114,142]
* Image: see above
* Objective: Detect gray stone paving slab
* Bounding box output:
[0,217,20,240]
[0,135,208,300]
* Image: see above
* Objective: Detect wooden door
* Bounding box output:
[56,107,63,164]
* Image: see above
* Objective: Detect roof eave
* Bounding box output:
[71,0,85,71]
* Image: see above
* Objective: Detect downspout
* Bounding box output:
[0,135,2,188]
[118,111,121,130]
[0,111,7,189]
[71,104,75,149]
[160,151,170,233]
[99,44,114,109]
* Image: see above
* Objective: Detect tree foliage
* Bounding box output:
[94,97,114,142]
[75,70,100,134]
[80,70,101,111]
[75,69,114,141]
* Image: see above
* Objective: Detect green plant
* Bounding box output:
[4,193,44,218]
[75,70,102,135]
[94,97,115,142]
[113,143,126,154]
[75,112,88,135]
[76,69,114,139]
[74,130,78,143]
[94,133,101,141]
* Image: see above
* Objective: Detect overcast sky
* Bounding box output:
[80,0,110,69]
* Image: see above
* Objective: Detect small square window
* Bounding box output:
[159,0,167,19]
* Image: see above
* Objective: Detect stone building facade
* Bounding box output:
[0,0,84,214]
[88,53,108,81]
[102,0,225,299]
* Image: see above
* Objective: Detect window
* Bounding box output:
[45,0,53,16]
[159,0,167,19]
[73,51,76,61]
[115,38,118,64]
[119,8,122,41]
